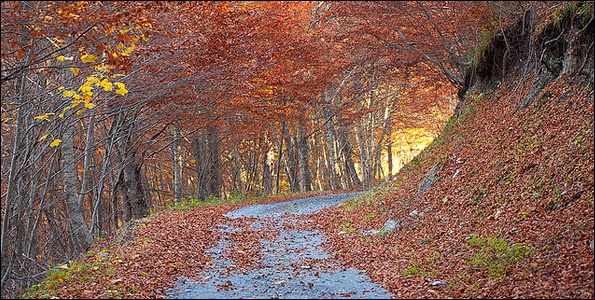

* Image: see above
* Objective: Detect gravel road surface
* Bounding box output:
[167,192,392,299]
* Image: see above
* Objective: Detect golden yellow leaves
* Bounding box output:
[49,37,65,49]
[63,87,93,114]
[117,41,136,57]
[34,113,55,122]
[79,75,126,96]
[93,63,113,74]
[56,75,127,119]
[63,90,75,98]
[121,42,135,57]
[105,25,115,36]
[97,79,113,91]
[114,82,128,96]
[78,82,93,93]
[70,67,79,76]
[81,75,126,95]
[80,54,97,63]
[86,75,99,84]
[49,139,62,147]
[57,55,73,61]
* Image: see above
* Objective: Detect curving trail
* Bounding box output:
[167,192,392,299]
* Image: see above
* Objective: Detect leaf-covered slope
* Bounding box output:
[312,12,594,298]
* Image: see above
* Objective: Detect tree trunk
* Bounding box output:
[192,125,221,200]
[169,125,182,203]
[356,119,370,188]
[126,156,148,219]
[78,112,95,208]
[232,144,243,195]
[191,135,208,200]
[274,126,284,194]
[117,169,132,222]
[261,142,273,195]
[387,136,393,178]
[337,131,362,189]
[207,125,221,199]
[283,123,299,192]
[297,123,312,191]
[61,112,93,253]
[322,109,342,190]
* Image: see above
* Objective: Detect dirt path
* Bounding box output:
[166,192,392,299]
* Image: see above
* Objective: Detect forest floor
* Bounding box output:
[24,190,393,299]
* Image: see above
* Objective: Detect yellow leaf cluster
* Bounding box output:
[82,92,92,102]
[81,54,97,63]
[93,63,114,74]
[115,82,128,96]
[49,139,62,147]
[34,113,54,122]
[86,75,100,84]
[57,56,73,61]
[79,82,93,93]
[97,79,113,91]
[121,42,135,57]
[72,98,83,108]
[62,90,75,98]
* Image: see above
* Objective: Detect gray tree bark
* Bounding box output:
[282,123,300,192]
[61,112,93,253]
[297,123,312,191]
[322,109,342,190]
[169,125,182,203]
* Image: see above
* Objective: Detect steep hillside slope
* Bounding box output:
[313,4,594,298]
